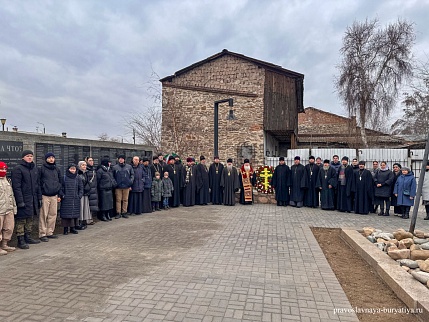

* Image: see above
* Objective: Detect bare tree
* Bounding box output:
[98,133,120,142]
[335,18,414,147]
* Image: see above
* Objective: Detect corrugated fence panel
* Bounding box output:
[359,149,408,163]
[310,148,357,161]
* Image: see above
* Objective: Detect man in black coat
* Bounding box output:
[196,156,210,205]
[209,156,224,205]
[316,159,337,210]
[271,157,290,206]
[302,156,320,208]
[337,156,354,212]
[11,150,42,249]
[38,152,62,242]
[290,156,305,208]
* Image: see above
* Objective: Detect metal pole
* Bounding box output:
[410,131,429,233]
[213,99,233,158]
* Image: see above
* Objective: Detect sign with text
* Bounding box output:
[0,140,24,175]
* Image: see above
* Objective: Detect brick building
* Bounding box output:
[160,49,304,166]
[298,107,406,148]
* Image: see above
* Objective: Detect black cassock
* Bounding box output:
[220,166,239,206]
[166,163,181,207]
[239,170,256,205]
[352,169,374,214]
[316,167,337,210]
[271,164,291,206]
[301,163,320,208]
[209,163,224,205]
[337,165,353,212]
[182,165,196,207]
[290,164,305,205]
[175,161,184,203]
[196,163,210,205]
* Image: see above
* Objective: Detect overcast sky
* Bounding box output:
[0,0,428,141]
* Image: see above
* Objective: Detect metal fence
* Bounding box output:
[266,148,426,181]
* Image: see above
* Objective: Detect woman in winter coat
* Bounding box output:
[85,157,98,224]
[96,157,116,221]
[60,164,83,234]
[393,167,417,219]
[374,161,394,216]
[391,163,402,216]
[77,161,92,230]
[422,162,429,220]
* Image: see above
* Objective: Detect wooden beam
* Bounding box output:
[163,83,258,98]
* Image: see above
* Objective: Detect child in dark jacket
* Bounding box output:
[151,172,162,211]
[162,171,174,210]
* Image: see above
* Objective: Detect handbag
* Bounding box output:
[403,189,410,196]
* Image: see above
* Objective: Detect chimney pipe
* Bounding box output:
[62,132,67,138]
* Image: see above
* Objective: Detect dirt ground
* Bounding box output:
[311,227,420,322]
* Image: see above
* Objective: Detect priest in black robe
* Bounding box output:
[209,156,224,205]
[166,156,181,207]
[352,161,374,214]
[301,156,320,208]
[316,159,337,210]
[290,156,305,207]
[271,156,290,206]
[174,155,184,203]
[196,156,210,205]
[182,157,196,207]
[150,156,164,179]
[336,156,353,212]
[239,159,256,205]
[220,158,239,206]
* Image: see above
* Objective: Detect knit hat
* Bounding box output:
[323,159,330,164]
[186,157,192,163]
[45,152,55,160]
[118,154,126,160]
[279,157,285,161]
[142,157,149,162]
[294,156,300,161]
[359,161,366,165]
[21,150,33,158]
[309,156,315,160]
[0,161,7,170]
[68,163,77,169]
[402,166,411,172]
[200,155,205,161]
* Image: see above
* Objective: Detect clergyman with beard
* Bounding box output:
[220,158,239,206]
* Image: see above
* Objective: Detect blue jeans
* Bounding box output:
[163,197,169,208]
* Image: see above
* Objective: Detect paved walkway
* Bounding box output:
[0,205,427,322]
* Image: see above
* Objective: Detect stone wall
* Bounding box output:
[161,55,266,166]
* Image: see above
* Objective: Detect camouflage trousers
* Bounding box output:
[15,218,33,236]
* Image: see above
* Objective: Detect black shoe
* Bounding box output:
[40,236,49,242]
[377,212,384,216]
[122,213,129,219]
[81,221,87,230]
[75,225,83,230]
[63,227,69,235]
[24,233,40,244]
[17,236,29,249]
[115,213,121,219]
[47,234,58,239]
[424,215,429,220]
[100,214,108,222]
[70,228,79,234]
[156,208,161,211]
[106,213,112,221]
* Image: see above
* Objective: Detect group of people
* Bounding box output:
[1,150,429,256]
[271,155,429,219]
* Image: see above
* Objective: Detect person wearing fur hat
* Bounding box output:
[112,154,134,219]
[96,156,116,221]
[182,157,197,207]
[166,156,181,207]
[11,150,42,249]
[239,159,256,205]
[195,156,210,205]
[38,152,62,241]
[59,164,83,234]
[0,161,17,255]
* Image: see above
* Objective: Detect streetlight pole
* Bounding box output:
[410,131,429,233]
[213,98,233,157]
[0,118,6,131]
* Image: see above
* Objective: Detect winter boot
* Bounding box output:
[64,227,69,235]
[17,236,29,249]
[1,240,16,252]
[24,232,40,244]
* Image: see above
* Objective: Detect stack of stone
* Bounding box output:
[363,227,429,287]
